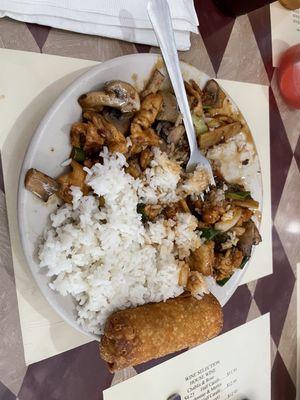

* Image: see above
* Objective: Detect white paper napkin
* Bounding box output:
[0,0,198,50]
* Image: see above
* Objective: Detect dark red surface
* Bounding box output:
[255,227,295,346]
[248,5,274,81]
[272,352,296,400]
[269,87,293,219]
[134,43,151,53]
[221,285,252,333]
[195,0,235,73]
[212,0,274,16]
[18,342,113,400]
[26,23,51,52]
[135,349,187,374]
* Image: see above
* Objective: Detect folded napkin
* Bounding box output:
[0,0,199,50]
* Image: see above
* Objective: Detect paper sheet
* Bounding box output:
[104,314,271,400]
[270,1,300,67]
[0,49,272,364]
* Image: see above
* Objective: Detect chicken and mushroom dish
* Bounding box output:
[24,65,261,368]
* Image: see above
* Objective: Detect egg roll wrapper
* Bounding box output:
[100,293,223,371]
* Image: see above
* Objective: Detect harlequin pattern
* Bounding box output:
[0,1,298,398]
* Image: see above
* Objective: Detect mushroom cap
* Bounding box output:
[78,80,140,113]
[104,80,140,113]
[102,107,133,135]
[157,91,179,123]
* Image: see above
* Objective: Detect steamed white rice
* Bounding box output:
[39,148,203,334]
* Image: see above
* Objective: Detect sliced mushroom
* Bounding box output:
[237,220,262,257]
[25,168,59,202]
[199,121,242,150]
[141,69,165,99]
[202,79,226,108]
[185,79,203,116]
[157,91,179,123]
[104,81,140,112]
[102,107,133,135]
[155,121,172,141]
[167,124,185,144]
[214,208,242,232]
[78,80,140,113]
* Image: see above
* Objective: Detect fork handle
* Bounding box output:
[147,0,198,155]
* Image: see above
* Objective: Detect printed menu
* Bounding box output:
[270,1,300,66]
[104,314,271,400]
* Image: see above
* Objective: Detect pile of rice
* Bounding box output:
[39,148,204,334]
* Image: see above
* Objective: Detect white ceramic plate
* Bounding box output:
[18,53,262,340]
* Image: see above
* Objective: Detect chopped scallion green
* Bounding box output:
[71,147,85,163]
[199,228,219,241]
[217,276,230,286]
[192,114,208,135]
[225,191,251,200]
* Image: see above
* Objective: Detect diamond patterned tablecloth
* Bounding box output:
[0,1,298,399]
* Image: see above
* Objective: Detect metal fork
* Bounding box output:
[147,0,215,185]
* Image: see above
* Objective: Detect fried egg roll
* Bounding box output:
[100,293,223,371]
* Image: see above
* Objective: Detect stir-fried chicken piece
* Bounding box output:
[83,111,127,154]
[178,261,190,286]
[125,158,142,178]
[186,271,208,298]
[71,122,105,157]
[139,148,153,170]
[132,93,163,129]
[185,79,203,116]
[141,69,165,99]
[130,127,161,155]
[164,199,190,219]
[137,203,162,221]
[214,248,244,281]
[201,205,226,224]
[129,93,163,154]
[189,241,215,276]
[236,208,253,227]
[57,160,89,203]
